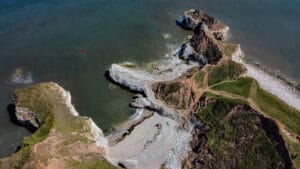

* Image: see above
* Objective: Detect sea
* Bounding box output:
[0,0,299,157]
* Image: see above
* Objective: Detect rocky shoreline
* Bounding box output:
[1,9,300,169]
[105,9,300,169]
[1,83,113,169]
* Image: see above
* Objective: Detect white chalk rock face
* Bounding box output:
[15,107,41,129]
[109,64,148,93]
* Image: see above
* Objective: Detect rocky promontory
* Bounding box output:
[179,23,223,65]
[176,9,229,40]
[1,83,114,169]
[1,9,300,169]
[107,9,300,169]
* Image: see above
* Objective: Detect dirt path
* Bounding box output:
[206,87,300,144]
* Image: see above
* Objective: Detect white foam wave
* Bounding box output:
[10,68,33,84]
[129,108,144,121]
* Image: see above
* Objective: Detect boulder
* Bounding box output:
[130,94,152,108]
[15,107,41,131]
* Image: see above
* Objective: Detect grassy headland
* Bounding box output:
[0,83,116,169]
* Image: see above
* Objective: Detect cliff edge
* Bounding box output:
[0,83,115,169]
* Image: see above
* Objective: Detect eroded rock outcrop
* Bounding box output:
[176,9,229,40]
[179,24,223,65]
[14,107,41,130]
[107,8,297,168]
[108,59,198,118]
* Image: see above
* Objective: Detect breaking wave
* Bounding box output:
[9,68,33,85]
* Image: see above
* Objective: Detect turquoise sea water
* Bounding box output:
[0,0,299,157]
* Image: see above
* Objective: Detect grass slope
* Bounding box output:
[195,94,287,169]
[253,88,300,136]
[208,60,245,86]
[208,75,300,168]
[211,77,254,97]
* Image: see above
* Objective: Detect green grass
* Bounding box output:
[14,83,87,134]
[208,76,300,168]
[193,71,206,88]
[208,60,245,86]
[23,114,53,146]
[211,77,254,97]
[252,88,300,136]
[209,76,300,136]
[195,95,286,169]
[14,84,53,122]
[1,84,56,169]
[0,83,116,169]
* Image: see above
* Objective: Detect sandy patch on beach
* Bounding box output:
[107,113,191,169]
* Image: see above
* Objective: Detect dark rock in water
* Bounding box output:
[176,9,216,30]
[176,9,229,40]
[176,15,196,30]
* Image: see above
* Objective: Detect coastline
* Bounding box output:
[232,47,300,111]
[1,8,300,169]
[104,9,300,168]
